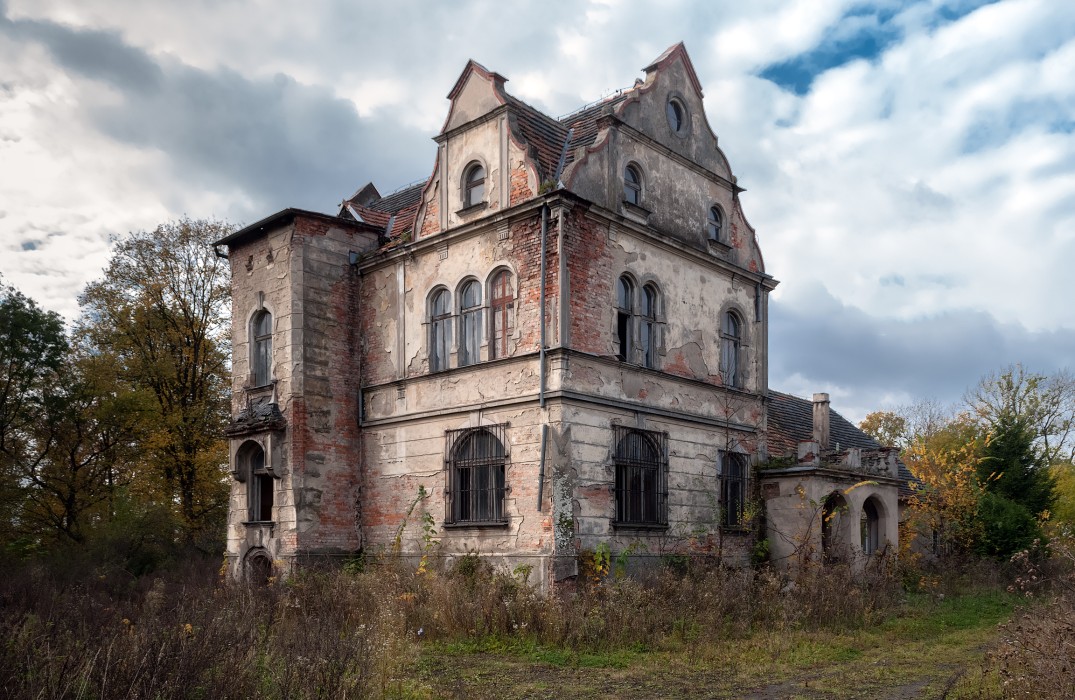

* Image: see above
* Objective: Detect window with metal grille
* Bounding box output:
[720,452,748,528]
[490,270,514,359]
[445,425,508,525]
[458,280,482,367]
[251,310,272,387]
[429,288,452,372]
[241,441,273,522]
[614,426,667,526]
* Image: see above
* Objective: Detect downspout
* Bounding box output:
[539,203,549,408]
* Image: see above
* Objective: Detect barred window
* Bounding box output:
[445,425,508,525]
[720,452,748,528]
[240,441,273,523]
[614,426,667,526]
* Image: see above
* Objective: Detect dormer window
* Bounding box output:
[707,206,724,243]
[463,162,485,208]
[623,164,642,206]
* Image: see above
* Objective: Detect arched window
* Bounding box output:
[459,280,482,367]
[490,270,514,360]
[707,206,723,242]
[240,441,272,523]
[429,289,452,372]
[446,426,507,524]
[822,492,847,560]
[616,276,634,362]
[720,311,742,388]
[251,310,272,387]
[623,164,642,205]
[861,498,881,555]
[720,452,747,528]
[463,162,485,208]
[641,284,659,369]
[614,426,667,526]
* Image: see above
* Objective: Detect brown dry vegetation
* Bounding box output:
[0,546,1068,699]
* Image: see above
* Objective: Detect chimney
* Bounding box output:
[812,393,830,449]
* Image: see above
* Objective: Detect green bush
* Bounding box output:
[975,491,1041,557]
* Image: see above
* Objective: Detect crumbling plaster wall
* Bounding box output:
[761,472,900,568]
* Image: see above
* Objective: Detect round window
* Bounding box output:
[666,99,685,133]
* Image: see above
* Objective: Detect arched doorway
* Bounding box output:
[821,492,848,561]
[860,497,882,556]
[245,550,273,585]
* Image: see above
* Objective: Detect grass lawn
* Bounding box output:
[402,590,1016,699]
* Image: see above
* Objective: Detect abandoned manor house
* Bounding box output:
[215,43,909,585]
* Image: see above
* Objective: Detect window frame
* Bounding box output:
[640,283,660,369]
[623,164,642,206]
[458,279,482,367]
[250,310,273,388]
[613,426,668,528]
[720,451,749,529]
[463,161,486,209]
[429,288,452,372]
[616,275,635,362]
[445,424,509,526]
[720,310,743,388]
[240,441,273,523]
[489,269,515,360]
[707,205,724,243]
[666,97,686,135]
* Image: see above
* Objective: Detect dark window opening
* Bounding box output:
[242,442,272,523]
[720,311,742,388]
[721,452,748,528]
[861,498,881,555]
[616,276,634,362]
[251,310,272,387]
[641,284,659,369]
[446,425,508,524]
[614,427,667,526]
[666,98,685,133]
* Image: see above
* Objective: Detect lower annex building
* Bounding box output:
[215,44,907,586]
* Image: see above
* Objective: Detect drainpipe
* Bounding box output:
[537,423,547,511]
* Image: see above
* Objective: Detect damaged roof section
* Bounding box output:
[339,180,425,245]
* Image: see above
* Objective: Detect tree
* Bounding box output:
[967,364,1075,465]
[978,414,1055,519]
[859,411,907,448]
[0,280,68,544]
[78,219,232,545]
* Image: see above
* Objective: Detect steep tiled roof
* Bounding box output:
[341,182,425,242]
[767,391,917,497]
[368,183,424,213]
[559,90,635,170]
[505,96,568,182]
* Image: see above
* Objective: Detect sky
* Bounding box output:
[0,0,1072,421]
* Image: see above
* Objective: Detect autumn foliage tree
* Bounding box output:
[78,219,232,546]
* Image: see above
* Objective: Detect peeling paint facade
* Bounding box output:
[216,44,902,584]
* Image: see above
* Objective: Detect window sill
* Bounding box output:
[443,521,510,529]
[621,201,652,221]
[455,202,488,217]
[720,526,751,535]
[242,520,276,527]
[707,239,732,253]
[611,521,668,531]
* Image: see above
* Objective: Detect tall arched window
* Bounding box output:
[641,284,659,369]
[240,441,272,523]
[251,310,272,387]
[429,289,452,372]
[720,311,742,388]
[458,280,482,367]
[463,162,485,208]
[490,270,514,360]
[446,426,507,524]
[861,498,881,555]
[707,206,723,242]
[616,276,634,362]
[623,164,642,205]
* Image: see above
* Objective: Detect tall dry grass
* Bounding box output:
[0,551,902,699]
